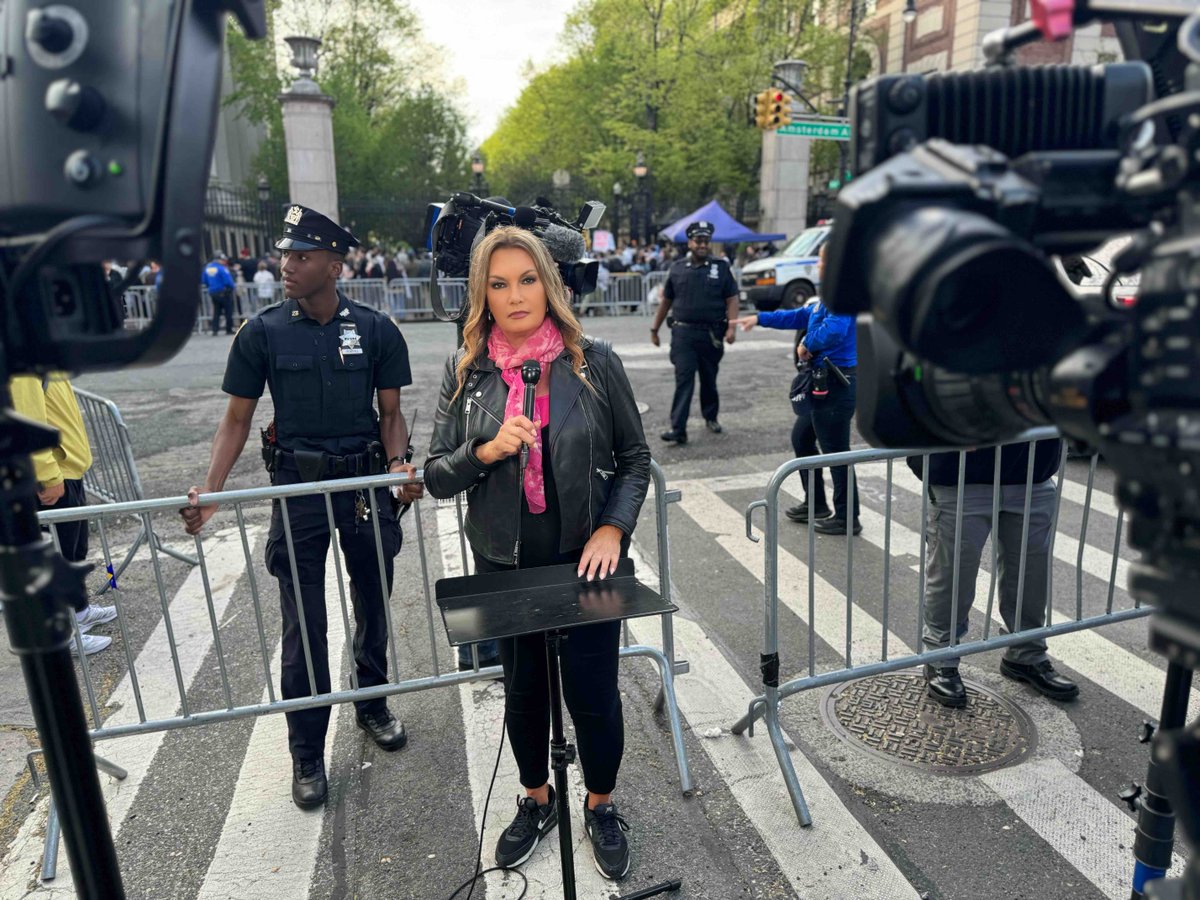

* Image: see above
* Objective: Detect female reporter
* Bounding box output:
[425,226,650,880]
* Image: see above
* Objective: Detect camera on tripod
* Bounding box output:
[422,191,605,303]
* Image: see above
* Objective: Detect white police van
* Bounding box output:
[738,223,830,311]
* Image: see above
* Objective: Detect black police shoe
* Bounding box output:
[356,708,408,751]
[495,786,558,868]
[812,517,863,536]
[1000,659,1080,701]
[660,430,687,445]
[584,799,631,880]
[292,758,327,809]
[705,419,723,434]
[924,665,967,708]
[785,500,832,523]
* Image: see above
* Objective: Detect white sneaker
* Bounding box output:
[69,633,112,655]
[75,604,118,634]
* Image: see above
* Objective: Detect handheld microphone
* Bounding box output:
[519,359,542,471]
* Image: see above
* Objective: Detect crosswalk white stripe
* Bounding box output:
[672,481,1183,898]
[694,467,1198,718]
[436,507,611,898]
[851,458,1124,522]
[196,549,349,900]
[0,526,260,897]
[624,542,921,899]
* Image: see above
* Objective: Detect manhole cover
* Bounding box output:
[820,673,1037,776]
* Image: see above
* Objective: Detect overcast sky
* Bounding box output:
[406,0,580,147]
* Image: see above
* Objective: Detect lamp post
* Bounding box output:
[471,151,487,195]
[902,0,918,25]
[611,181,623,244]
[633,151,649,245]
[256,173,272,256]
[552,168,571,212]
[836,0,869,191]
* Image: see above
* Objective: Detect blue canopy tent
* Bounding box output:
[658,200,787,244]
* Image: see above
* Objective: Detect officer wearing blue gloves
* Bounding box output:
[201,251,237,336]
[736,244,860,535]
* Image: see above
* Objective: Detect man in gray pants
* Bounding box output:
[911,440,1079,707]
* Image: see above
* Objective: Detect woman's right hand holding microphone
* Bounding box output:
[476,415,540,465]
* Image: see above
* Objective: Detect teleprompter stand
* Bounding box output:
[436,558,682,900]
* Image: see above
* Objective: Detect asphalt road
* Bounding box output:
[0,311,1180,900]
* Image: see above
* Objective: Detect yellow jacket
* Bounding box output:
[8,374,93,487]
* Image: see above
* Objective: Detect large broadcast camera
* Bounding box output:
[422,192,605,326]
[822,1,1200,896]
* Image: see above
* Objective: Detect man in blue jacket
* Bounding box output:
[908,441,1079,707]
[202,251,237,336]
[736,245,860,534]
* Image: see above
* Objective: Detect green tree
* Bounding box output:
[481,0,875,235]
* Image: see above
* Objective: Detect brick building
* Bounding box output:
[862,0,1122,77]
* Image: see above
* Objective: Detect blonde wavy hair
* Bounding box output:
[453,226,589,398]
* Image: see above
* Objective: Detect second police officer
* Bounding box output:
[650,220,739,444]
[181,205,423,809]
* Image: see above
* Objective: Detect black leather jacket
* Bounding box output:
[425,337,651,565]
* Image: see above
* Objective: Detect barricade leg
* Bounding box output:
[763,683,811,827]
[620,643,694,796]
[40,754,128,881]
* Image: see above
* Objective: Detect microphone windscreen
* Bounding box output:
[520,359,542,385]
[513,207,539,228]
[540,223,587,264]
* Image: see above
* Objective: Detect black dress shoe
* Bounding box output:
[924,665,967,708]
[705,419,723,434]
[785,500,832,523]
[357,708,409,751]
[1000,659,1080,701]
[292,758,327,809]
[660,429,687,445]
[812,517,863,536]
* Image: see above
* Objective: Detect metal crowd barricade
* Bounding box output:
[643,270,668,317]
[385,276,467,321]
[32,459,691,878]
[732,427,1141,827]
[71,388,197,586]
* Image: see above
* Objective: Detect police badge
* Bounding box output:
[285,205,304,226]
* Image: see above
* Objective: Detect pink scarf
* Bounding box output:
[486,317,565,514]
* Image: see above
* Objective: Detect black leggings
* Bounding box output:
[474,552,624,794]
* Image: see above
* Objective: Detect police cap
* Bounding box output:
[275,204,360,255]
[686,220,714,240]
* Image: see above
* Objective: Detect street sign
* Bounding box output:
[777,118,851,141]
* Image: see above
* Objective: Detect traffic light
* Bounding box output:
[754,90,793,129]
[768,91,792,128]
[754,90,773,128]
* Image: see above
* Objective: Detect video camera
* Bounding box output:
[421,192,605,324]
[822,2,1200,896]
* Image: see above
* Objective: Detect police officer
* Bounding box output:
[202,251,237,336]
[181,205,423,809]
[650,220,738,444]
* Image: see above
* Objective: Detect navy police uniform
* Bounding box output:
[663,221,737,437]
[222,205,410,762]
